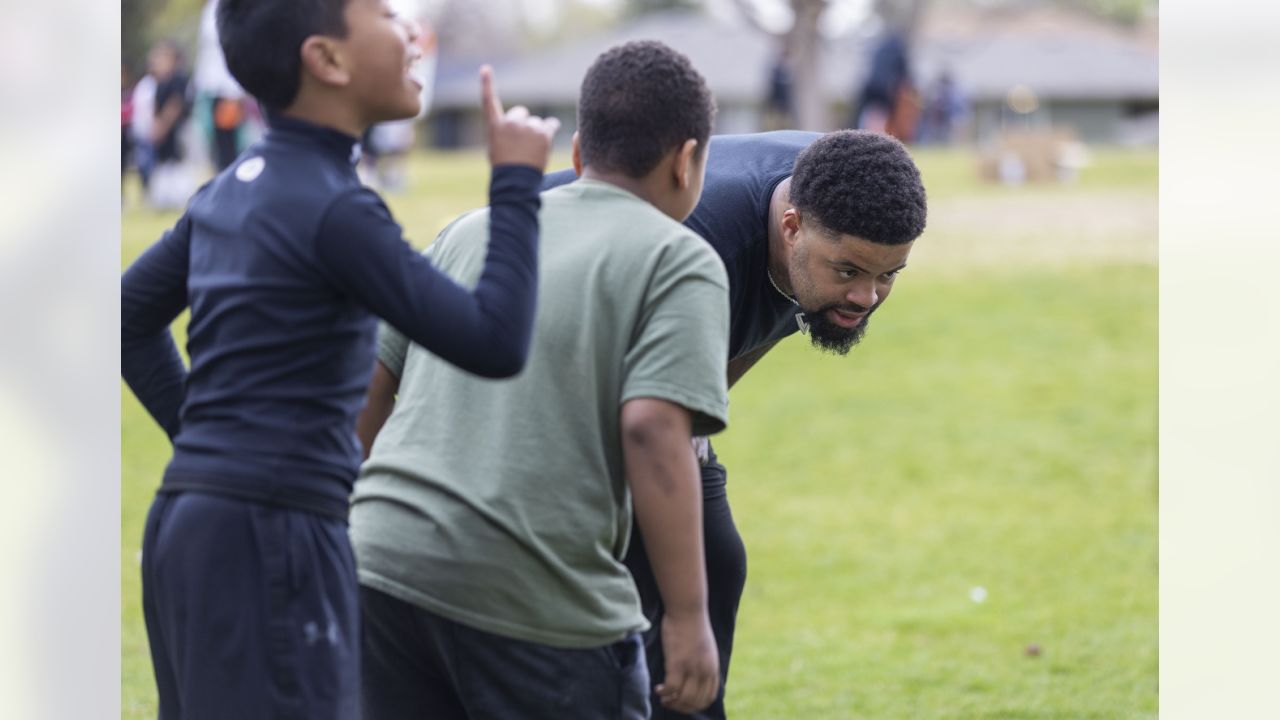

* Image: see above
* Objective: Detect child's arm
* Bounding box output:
[355,359,399,460]
[315,67,557,379]
[314,168,540,379]
[621,397,720,715]
[121,216,193,439]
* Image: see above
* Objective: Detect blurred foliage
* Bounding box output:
[1069,0,1155,25]
[123,0,204,77]
[122,0,164,75]
[928,0,1157,25]
[623,0,702,17]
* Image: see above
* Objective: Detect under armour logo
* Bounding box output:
[303,620,340,646]
[795,313,810,334]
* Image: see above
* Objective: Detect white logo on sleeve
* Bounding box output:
[235,156,266,182]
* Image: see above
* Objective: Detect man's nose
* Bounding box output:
[846,278,878,309]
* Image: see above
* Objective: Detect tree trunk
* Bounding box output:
[788,0,828,131]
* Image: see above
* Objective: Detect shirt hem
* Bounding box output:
[357,571,648,650]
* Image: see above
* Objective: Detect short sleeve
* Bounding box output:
[376,321,410,379]
[621,237,731,436]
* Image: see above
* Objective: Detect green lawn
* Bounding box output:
[121,146,1157,719]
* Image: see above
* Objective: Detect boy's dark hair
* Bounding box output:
[217,0,350,112]
[789,130,927,245]
[577,40,716,177]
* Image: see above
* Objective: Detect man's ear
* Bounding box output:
[673,138,698,190]
[571,131,583,175]
[300,36,350,88]
[781,207,802,250]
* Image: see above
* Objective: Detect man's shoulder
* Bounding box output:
[708,130,821,161]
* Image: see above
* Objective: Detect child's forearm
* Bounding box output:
[355,359,399,460]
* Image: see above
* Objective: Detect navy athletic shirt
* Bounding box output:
[122,114,543,520]
[544,131,819,361]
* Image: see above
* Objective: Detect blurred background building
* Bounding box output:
[423,0,1155,148]
[121,0,1158,162]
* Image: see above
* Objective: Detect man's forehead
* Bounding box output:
[823,232,915,269]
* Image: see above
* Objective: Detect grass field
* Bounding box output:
[121,146,1157,719]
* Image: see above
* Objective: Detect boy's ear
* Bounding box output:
[673,138,698,190]
[571,131,583,175]
[300,36,350,88]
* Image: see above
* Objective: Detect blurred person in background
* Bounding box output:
[122,62,134,185]
[917,69,968,145]
[129,58,158,196]
[761,43,793,131]
[145,39,194,210]
[194,0,251,172]
[851,30,912,137]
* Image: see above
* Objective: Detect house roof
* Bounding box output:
[429,5,1157,111]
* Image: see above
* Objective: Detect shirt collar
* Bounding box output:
[265,112,363,166]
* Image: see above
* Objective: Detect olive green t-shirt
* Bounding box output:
[349,179,731,648]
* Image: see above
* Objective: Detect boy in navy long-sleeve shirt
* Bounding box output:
[120,0,560,716]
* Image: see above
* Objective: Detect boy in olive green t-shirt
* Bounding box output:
[351,41,728,718]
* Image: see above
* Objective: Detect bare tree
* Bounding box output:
[722,0,927,131]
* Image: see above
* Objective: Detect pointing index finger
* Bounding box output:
[480,64,504,126]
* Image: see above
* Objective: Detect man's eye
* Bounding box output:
[836,269,856,279]
[883,270,901,280]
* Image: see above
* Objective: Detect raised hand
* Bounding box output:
[481,64,560,171]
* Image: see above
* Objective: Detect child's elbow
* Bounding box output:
[469,343,530,379]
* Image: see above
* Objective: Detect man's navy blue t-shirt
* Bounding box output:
[122,115,543,520]
[544,131,819,362]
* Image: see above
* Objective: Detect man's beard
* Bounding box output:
[800,304,874,356]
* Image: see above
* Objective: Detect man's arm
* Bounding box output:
[726,339,779,389]
[355,359,400,460]
[622,397,720,715]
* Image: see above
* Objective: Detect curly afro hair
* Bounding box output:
[577,40,716,178]
[789,130,927,245]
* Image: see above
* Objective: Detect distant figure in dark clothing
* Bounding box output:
[762,45,793,131]
[852,31,911,136]
[122,62,134,182]
[918,70,968,144]
[146,40,194,209]
[195,0,250,172]
[149,41,190,167]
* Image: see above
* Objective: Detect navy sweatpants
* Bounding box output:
[361,586,651,719]
[625,441,748,720]
[141,491,360,720]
